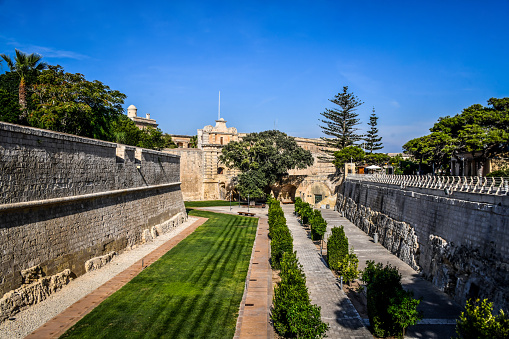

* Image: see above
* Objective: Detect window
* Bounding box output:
[314,194,323,204]
[217,167,224,174]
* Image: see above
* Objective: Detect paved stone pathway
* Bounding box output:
[320,208,462,339]
[24,217,208,339]
[282,205,373,339]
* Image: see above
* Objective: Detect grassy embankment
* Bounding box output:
[61,209,257,339]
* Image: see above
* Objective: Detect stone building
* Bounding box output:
[166,118,338,206]
[127,104,158,129]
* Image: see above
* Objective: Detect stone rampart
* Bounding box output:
[0,122,186,300]
[337,179,509,312]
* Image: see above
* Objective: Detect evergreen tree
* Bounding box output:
[319,86,364,155]
[364,107,383,153]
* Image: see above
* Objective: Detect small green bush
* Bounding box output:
[337,247,359,283]
[454,298,509,339]
[310,209,327,240]
[267,198,293,269]
[327,226,349,271]
[294,197,303,215]
[361,261,422,338]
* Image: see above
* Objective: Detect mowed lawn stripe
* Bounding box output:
[60,210,257,339]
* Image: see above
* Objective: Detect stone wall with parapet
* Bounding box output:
[164,148,204,201]
[0,122,187,298]
[336,179,509,312]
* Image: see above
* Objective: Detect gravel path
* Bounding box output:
[0,217,199,339]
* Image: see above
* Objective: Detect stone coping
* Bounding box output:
[0,182,181,212]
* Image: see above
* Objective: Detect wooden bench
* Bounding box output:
[238,211,255,217]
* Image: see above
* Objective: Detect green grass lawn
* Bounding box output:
[61,210,258,339]
[184,200,238,208]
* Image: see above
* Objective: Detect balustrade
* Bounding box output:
[345,174,508,196]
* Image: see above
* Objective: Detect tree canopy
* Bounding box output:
[403,98,509,175]
[1,49,47,119]
[0,50,171,151]
[319,86,364,152]
[219,130,314,198]
[29,65,126,140]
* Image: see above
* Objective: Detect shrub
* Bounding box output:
[299,202,313,225]
[337,247,359,283]
[268,199,293,269]
[294,197,303,215]
[454,298,509,339]
[310,209,327,240]
[326,226,349,271]
[361,261,422,338]
[271,252,328,338]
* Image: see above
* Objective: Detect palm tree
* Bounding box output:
[0,49,47,118]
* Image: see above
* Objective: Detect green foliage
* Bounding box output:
[310,209,327,240]
[29,65,126,141]
[319,85,364,152]
[272,252,329,338]
[220,130,314,198]
[486,168,509,177]
[365,152,390,166]
[1,49,47,115]
[326,226,349,271]
[361,261,422,338]
[364,107,383,152]
[454,298,509,339]
[403,97,509,175]
[294,197,303,214]
[337,247,359,283]
[268,199,293,269]
[333,145,365,169]
[299,203,314,225]
[110,114,142,146]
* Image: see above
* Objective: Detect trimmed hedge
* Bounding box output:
[327,226,359,283]
[268,197,293,269]
[361,261,422,338]
[271,252,329,338]
[310,209,327,240]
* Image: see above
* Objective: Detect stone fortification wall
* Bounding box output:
[164,148,204,201]
[337,179,509,312]
[0,122,186,300]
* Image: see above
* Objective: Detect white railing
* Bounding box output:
[345,174,509,196]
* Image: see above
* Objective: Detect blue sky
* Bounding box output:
[1,0,508,152]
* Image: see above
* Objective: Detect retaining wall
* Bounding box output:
[0,122,186,297]
[337,179,509,311]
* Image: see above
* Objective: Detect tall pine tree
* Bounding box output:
[364,107,383,153]
[319,86,363,155]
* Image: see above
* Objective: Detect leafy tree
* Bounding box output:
[454,298,509,339]
[188,135,198,148]
[219,130,313,199]
[161,133,177,149]
[0,49,47,119]
[29,65,126,140]
[138,127,166,150]
[333,145,365,169]
[319,86,364,154]
[403,98,509,175]
[364,107,383,152]
[0,72,21,123]
[361,261,422,338]
[365,152,390,166]
[110,114,143,146]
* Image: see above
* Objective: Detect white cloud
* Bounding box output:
[1,37,89,60]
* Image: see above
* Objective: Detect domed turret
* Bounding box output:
[127,105,137,118]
